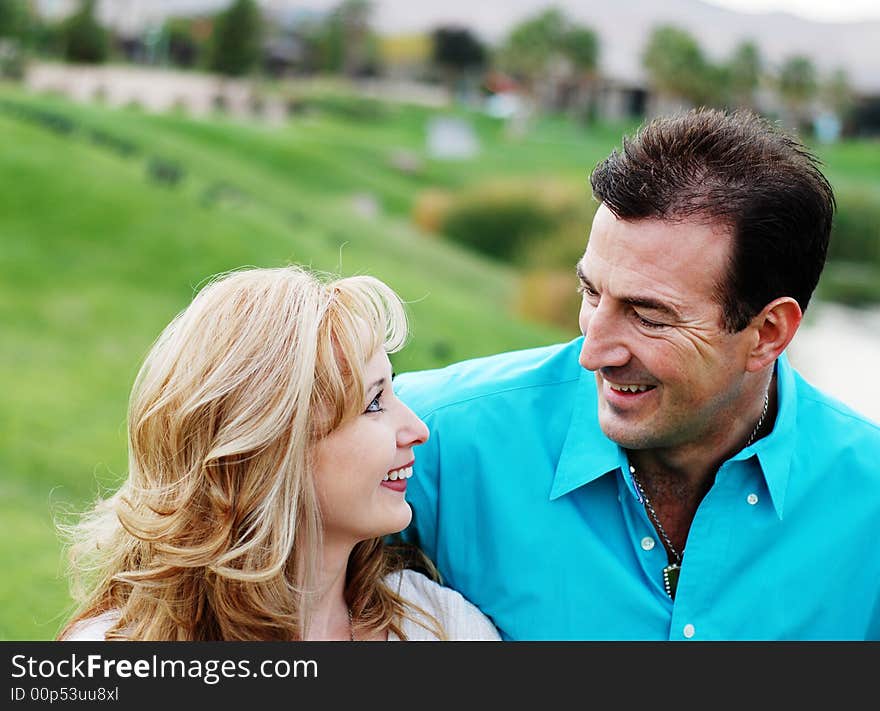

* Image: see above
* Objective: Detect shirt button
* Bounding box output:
[747,493,759,505]
[641,536,655,551]
[683,624,695,639]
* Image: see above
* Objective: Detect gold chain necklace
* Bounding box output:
[629,384,770,600]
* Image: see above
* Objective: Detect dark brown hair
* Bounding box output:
[590,108,835,331]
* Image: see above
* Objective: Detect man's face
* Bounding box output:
[577,204,755,453]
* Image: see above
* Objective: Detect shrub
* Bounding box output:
[0,38,26,79]
[60,0,108,64]
[827,191,880,264]
[207,0,262,77]
[443,192,554,261]
[518,214,596,269]
[438,179,588,264]
[147,157,185,187]
[817,262,880,307]
[411,188,454,234]
[300,93,389,121]
[515,269,583,331]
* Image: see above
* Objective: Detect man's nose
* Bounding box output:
[579,303,630,371]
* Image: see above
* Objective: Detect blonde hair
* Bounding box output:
[58,266,443,640]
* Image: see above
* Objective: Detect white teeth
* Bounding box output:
[383,466,413,482]
[609,383,651,393]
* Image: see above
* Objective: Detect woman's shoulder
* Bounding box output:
[61,611,120,641]
[386,569,501,641]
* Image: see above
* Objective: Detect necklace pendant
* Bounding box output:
[662,563,681,600]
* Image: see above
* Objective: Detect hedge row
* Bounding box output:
[414,180,880,312]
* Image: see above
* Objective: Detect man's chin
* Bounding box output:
[598,414,655,450]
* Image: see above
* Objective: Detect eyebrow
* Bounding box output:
[576,263,682,320]
[367,378,387,392]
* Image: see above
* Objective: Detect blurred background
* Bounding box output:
[1,0,878,639]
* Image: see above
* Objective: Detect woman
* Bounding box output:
[58,266,499,641]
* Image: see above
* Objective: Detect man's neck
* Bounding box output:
[629,371,776,492]
[626,372,777,557]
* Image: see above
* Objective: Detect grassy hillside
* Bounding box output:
[0,84,611,639]
[2,80,877,639]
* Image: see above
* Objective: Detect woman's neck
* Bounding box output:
[305,540,353,641]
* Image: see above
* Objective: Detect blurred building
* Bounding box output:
[29,0,880,134]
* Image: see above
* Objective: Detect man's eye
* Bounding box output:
[636,314,667,329]
[364,391,384,413]
[577,283,598,297]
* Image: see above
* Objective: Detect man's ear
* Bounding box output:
[745,297,802,373]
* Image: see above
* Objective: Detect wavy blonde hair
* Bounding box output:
[58,265,443,640]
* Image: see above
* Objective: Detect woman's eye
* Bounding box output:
[364,391,384,413]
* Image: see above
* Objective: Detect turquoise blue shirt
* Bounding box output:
[394,338,880,641]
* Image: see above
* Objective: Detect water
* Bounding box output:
[788,301,880,425]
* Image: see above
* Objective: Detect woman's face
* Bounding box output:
[313,348,429,549]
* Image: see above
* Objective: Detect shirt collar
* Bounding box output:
[549,347,799,519]
[729,351,798,520]
[550,362,619,501]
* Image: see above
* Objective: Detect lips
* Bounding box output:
[608,383,653,394]
[602,377,657,406]
[381,461,414,492]
[381,478,407,492]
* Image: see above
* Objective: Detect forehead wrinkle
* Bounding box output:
[621,295,681,320]
[580,249,685,320]
[583,210,730,325]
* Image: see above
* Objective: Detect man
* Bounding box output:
[394,108,880,640]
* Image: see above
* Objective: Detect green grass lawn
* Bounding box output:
[0,84,598,639]
[2,81,877,639]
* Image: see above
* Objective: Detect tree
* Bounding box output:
[776,54,817,129]
[727,40,762,109]
[207,0,262,77]
[821,68,855,126]
[497,7,599,113]
[163,17,204,69]
[562,26,599,74]
[0,0,29,78]
[559,25,599,121]
[431,25,486,100]
[498,7,567,83]
[642,25,721,107]
[60,0,108,64]
[0,0,28,40]
[305,0,379,77]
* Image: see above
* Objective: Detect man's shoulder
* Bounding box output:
[394,337,585,416]
[792,368,880,443]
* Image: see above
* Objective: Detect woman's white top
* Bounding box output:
[387,569,500,640]
[63,569,500,641]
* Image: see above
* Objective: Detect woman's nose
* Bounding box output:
[398,403,429,446]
